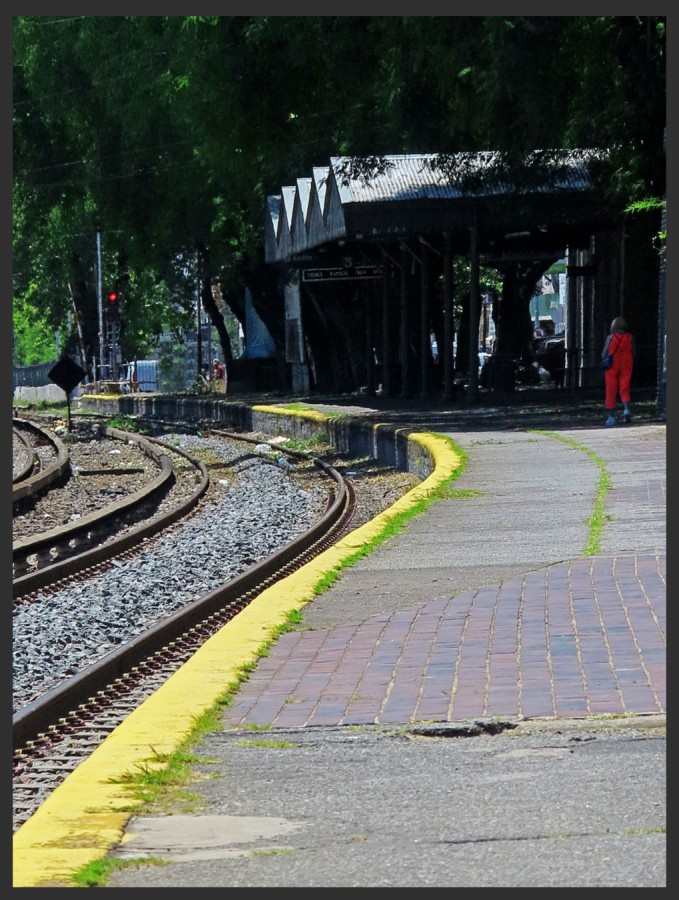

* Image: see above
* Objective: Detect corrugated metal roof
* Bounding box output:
[267,149,607,263]
[330,150,600,204]
[332,154,446,203]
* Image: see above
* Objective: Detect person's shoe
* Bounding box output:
[623,412,632,425]
[605,415,616,427]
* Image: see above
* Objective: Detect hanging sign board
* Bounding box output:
[302,265,383,282]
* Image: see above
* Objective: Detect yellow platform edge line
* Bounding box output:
[13,430,460,887]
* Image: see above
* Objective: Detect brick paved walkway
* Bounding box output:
[224,423,666,730]
[224,552,666,727]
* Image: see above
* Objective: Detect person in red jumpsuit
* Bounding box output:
[602,316,635,426]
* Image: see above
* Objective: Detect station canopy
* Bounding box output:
[265,149,618,269]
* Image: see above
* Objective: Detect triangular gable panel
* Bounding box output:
[329,157,355,205]
[264,195,282,263]
[291,177,313,254]
[313,166,330,219]
[323,163,348,243]
[305,167,331,251]
[282,184,296,228]
[296,177,312,223]
[277,185,296,261]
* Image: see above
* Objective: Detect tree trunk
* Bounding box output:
[197,244,232,364]
[495,261,547,359]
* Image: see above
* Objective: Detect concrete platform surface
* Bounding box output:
[14,403,666,889]
[104,417,666,888]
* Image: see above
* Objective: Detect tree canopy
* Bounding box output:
[13,16,665,375]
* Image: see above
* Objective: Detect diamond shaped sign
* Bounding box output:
[48,355,88,394]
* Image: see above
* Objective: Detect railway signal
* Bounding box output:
[103,288,123,378]
[106,289,120,319]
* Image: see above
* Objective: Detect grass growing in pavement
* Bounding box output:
[71,729,223,884]
[533,430,611,557]
[281,402,349,419]
[69,608,309,886]
[71,856,170,887]
[13,398,69,413]
[105,706,227,813]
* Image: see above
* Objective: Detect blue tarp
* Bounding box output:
[242,288,275,358]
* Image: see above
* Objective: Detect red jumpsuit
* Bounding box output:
[604,332,634,409]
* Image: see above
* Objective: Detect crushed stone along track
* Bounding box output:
[13,427,210,594]
[13,424,160,541]
[13,419,419,832]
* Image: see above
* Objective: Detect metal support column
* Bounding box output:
[442,233,454,401]
[381,249,392,397]
[365,287,375,396]
[419,239,430,399]
[399,243,410,398]
[565,249,579,390]
[467,220,480,401]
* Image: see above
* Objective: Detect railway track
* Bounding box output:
[13,425,40,484]
[13,424,209,595]
[12,418,69,500]
[13,423,359,831]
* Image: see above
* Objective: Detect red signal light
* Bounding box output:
[107,291,119,303]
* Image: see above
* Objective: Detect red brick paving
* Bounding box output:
[224,552,666,728]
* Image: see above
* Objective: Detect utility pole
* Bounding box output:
[96,230,104,382]
[196,253,202,377]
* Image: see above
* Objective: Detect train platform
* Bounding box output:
[13,398,666,888]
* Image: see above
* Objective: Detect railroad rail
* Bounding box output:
[12,418,69,500]
[13,433,356,830]
[12,426,209,592]
[12,426,39,485]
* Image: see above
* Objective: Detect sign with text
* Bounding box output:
[302,265,383,282]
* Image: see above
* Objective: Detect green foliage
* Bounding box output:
[625,197,666,253]
[12,296,58,365]
[71,857,169,888]
[279,433,331,452]
[13,16,665,370]
[108,414,148,433]
[453,258,503,300]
